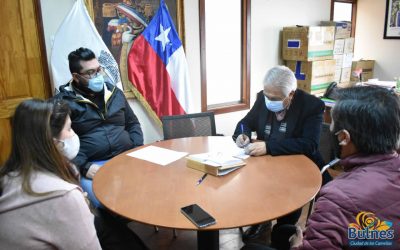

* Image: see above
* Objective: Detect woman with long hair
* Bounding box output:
[48,99,148,250]
[0,99,101,249]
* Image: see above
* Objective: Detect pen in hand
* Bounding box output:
[196,173,208,186]
[240,123,250,148]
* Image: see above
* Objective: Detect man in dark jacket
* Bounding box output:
[54,47,143,179]
[233,65,325,245]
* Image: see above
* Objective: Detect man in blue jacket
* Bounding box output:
[233,65,326,245]
[54,47,144,179]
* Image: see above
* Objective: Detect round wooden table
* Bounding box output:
[93,136,322,249]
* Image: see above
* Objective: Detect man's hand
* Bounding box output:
[244,142,266,156]
[236,134,250,148]
[86,163,101,179]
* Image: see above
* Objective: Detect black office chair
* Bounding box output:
[157,112,217,237]
[318,123,335,164]
[306,122,337,220]
[161,112,217,140]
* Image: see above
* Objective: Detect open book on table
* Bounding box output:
[186,152,246,176]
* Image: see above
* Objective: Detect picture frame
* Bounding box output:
[384,0,400,39]
[83,0,185,94]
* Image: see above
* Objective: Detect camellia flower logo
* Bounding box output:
[348,211,395,247]
[349,211,392,231]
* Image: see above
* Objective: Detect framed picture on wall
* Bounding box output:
[83,0,185,91]
[384,0,400,39]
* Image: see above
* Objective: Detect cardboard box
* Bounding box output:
[350,60,375,82]
[282,26,335,61]
[321,21,351,39]
[338,81,357,88]
[342,53,353,68]
[333,39,345,55]
[343,38,354,54]
[334,54,344,68]
[334,68,342,82]
[286,59,336,94]
[340,67,351,83]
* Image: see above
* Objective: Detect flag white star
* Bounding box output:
[155,24,171,51]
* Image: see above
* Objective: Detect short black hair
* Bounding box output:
[332,86,400,154]
[68,47,96,74]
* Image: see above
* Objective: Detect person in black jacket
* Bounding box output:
[54,47,144,179]
[233,65,325,247]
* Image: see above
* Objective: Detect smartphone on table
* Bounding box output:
[181,204,216,228]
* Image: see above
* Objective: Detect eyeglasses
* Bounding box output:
[78,66,103,79]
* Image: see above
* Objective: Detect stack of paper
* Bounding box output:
[186,152,246,176]
[364,79,396,89]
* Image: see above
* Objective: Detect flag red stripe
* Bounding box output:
[127,35,185,117]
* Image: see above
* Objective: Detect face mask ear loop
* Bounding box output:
[54,139,65,148]
[335,129,349,146]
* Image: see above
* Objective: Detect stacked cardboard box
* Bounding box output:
[282,26,336,95]
[350,60,375,84]
[321,21,351,39]
[333,38,354,87]
[321,21,354,88]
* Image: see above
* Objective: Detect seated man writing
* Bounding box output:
[243,86,400,250]
[232,66,326,246]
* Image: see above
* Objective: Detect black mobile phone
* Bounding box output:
[181,204,216,228]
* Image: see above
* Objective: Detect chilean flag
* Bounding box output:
[127,0,192,120]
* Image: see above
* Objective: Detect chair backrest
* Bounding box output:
[161,112,216,140]
[319,123,334,164]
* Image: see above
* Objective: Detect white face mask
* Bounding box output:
[59,133,80,160]
[264,96,285,113]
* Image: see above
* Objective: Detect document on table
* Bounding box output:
[220,144,250,160]
[233,148,250,160]
[127,146,188,166]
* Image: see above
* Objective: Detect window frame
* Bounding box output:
[199,0,251,114]
[331,0,358,37]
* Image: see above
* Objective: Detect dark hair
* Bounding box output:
[50,100,71,139]
[68,47,96,74]
[332,86,400,154]
[0,99,77,196]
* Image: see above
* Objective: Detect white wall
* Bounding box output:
[40,0,330,143]
[212,0,331,136]
[354,0,400,81]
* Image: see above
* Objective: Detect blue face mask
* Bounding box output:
[88,75,104,92]
[265,96,285,112]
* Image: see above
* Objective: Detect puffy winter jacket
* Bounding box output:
[54,82,143,176]
[295,153,400,250]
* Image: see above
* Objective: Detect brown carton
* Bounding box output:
[343,38,355,54]
[320,21,351,39]
[286,60,336,95]
[282,26,335,61]
[350,60,375,83]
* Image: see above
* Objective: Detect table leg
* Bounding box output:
[197,230,219,250]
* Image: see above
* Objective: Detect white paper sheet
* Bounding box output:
[188,152,244,167]
[216,143,250,160]
[233,149,250,160]
[127,146,188,166]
